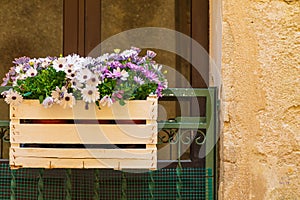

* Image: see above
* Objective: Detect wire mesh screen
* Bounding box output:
[0,163,213,200]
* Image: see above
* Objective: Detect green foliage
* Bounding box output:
[14,67,66,103]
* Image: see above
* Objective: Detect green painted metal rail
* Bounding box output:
[158,87,218,200]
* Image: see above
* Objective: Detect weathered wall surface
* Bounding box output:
[0,0,63,120]
[219,0,300,199]
[0,0,63,158]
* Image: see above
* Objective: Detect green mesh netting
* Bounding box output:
[0,163,213,200]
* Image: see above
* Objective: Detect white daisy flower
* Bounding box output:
[65,64,77,80]
[66,54,83,71]
[3,89,23,106]
[120,69,129,81]
[60,93,76,109]
[71,57,87,70]
[77,68,92,83]
[28,58,38,66]
[66,54,80,64]
[51,86,67,103]
[52,57,67,72]
[15,64,24,73]
[86,74,100,86]
[40,57,52,68]
[119,49,138,59]
[71,78,83,90]
[84,56,95,65]
[42,96,54,108]
[110,67,129,81]
[95,53,109,63]
[64,65,75,75]
[25,67,38,77]
[66,71,77,80]
[16,72,27,80]
[51,87,60,102]
[100,95,113,107]
[76,56,93,68]
[81,85,100,103]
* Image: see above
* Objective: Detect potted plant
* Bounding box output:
[1,47,168,170]
[1,47,167,108]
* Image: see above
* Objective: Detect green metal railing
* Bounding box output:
[0,163,214,200]
[0,86,218,200]
[157,87,218,199]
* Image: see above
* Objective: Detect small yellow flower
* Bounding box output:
[114,49,121,53]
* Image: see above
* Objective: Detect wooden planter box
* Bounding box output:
[10,97,157,170]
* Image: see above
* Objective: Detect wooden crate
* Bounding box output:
[10,96,157,170]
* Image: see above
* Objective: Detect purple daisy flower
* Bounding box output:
[13,56,30,65]
[147,50,157,59]
[155,84,165,97]
[130,46,141,54]
[126,62,140,70]
[109,61,124,69]
[136,57,147,65]
[111,90,124,102]
[144,70,159,82]
[1,76,9,86]
[134,76,145,85]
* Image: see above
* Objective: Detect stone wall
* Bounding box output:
[219,0,300,199]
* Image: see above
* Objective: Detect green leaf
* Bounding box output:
[23,92,32,97]
[39,95,44,103]
[119,99,126,106]
[95,101,101,110]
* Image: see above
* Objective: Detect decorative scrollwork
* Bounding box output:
[195,130,206,145]
[2,133,9,143]
[158,128,178,144]
[179,130,193,144]
[0,127,10,143]
[158,128,206,146]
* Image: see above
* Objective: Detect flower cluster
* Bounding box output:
[1,47,168,109]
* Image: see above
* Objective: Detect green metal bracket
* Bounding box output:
[0,120,10,128]
[159,87,218,200]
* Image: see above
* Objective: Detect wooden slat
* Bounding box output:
[11,123,157,144]
[11,148,156,159]
[10,99,157,120]
[11,157,157,169]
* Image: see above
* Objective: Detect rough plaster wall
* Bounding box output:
[0,0,63,158]
[0,0,63,120]
[220,0,300,199]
